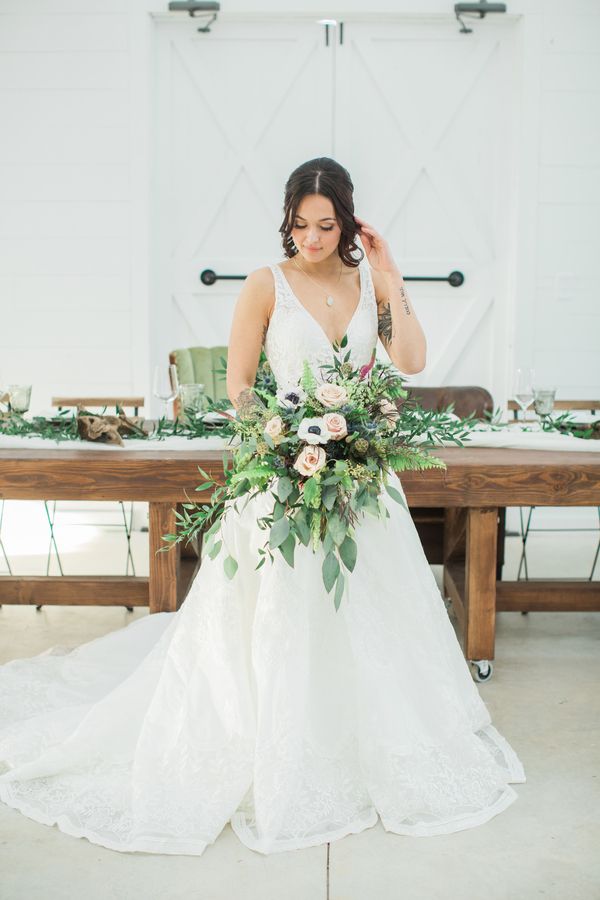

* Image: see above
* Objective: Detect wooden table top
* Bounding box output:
[1,445,599,506]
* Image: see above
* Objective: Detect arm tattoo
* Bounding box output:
[261,323,267,347]
[235,387,267,421]
[378,301,394,345]
[399,284,411,316]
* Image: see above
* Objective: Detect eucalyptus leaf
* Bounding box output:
[322,551,340,593]
[272,499,286,521]
[339,535,357,572]
[279,532,296,568]
[224,555,238,579]
[293,508,311,545]
[269,515,290,549]
[322,485,338,511]
[327,513,347,546]
[363,497,380,518]
[276,476,293,502]
[207,539,222,560]
[385,483,408,511]
[334,571,345,610]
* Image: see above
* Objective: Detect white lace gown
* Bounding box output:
[0,260,525,856]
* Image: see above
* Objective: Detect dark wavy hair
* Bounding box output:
[279,157,364,268]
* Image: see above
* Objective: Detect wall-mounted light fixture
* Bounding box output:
[454,1,507,34]
[168,1,220,33]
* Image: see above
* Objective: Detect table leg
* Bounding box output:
[464,506,498,661]
[149,502,180,613]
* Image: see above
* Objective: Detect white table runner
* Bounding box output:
[0,425,598,453]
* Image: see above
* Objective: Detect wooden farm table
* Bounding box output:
[0,446,599,670]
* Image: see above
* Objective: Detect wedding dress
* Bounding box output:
[0,259,525,856]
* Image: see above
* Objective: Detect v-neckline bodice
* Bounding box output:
[275,262,364,347]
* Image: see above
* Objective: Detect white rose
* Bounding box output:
[264,415,284,442]
[322,412,348,440]
[315,382,349,408]
[297,417,332,445]
[276,385,307,409]
[293,444,327,477]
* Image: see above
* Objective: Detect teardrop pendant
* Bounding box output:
[326,295,334,307]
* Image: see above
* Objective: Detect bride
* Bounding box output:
[0,157,525,856]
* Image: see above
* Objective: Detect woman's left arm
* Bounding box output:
[355,216,427,375]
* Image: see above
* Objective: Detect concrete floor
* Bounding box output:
[0,507,599,900]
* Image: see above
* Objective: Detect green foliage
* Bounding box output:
[269,516,290,549]
[224,555,238,579]
[300,360,317,393]
[339,535,357,572]
[5,352,593,610]
[322,551,340,593]
[303,477,321,509]
[333,571,345,611]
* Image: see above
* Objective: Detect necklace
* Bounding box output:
[292,255,343,307]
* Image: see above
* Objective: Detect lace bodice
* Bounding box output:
[265,259,378,387]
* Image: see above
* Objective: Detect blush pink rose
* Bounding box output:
[315,382,348,408]
[293,444,327,477]
[264,415,284,442]
[323,412,348,440]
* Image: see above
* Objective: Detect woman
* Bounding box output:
[0,158,525,856]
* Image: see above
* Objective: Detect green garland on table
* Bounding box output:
[480,406,597,440]
[0,408,81,442]
[0,357,594,446]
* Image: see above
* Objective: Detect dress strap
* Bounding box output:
[359,258,377,310]
[268,263,296,312]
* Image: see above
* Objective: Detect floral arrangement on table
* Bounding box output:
[165,340,472,609]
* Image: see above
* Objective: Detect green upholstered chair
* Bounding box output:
[169,346,229,418]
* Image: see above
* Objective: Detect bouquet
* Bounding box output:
[166,338,452,610]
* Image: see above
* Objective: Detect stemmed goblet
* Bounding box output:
[513,368,535,424]
[153,364,179,420]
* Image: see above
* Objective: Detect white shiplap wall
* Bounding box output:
[0,0,598,414]
[522,4,600,400]
[0,2,149,413]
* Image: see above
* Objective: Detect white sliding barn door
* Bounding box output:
[151,16,519,406]
[150,19,334,391]
[334,19,519,401]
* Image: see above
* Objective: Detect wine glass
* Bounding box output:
[179,383,206,420]
[533,388,556,418]
[153,364,179,420]
[513,368,535,424]
[8,384,32,414]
